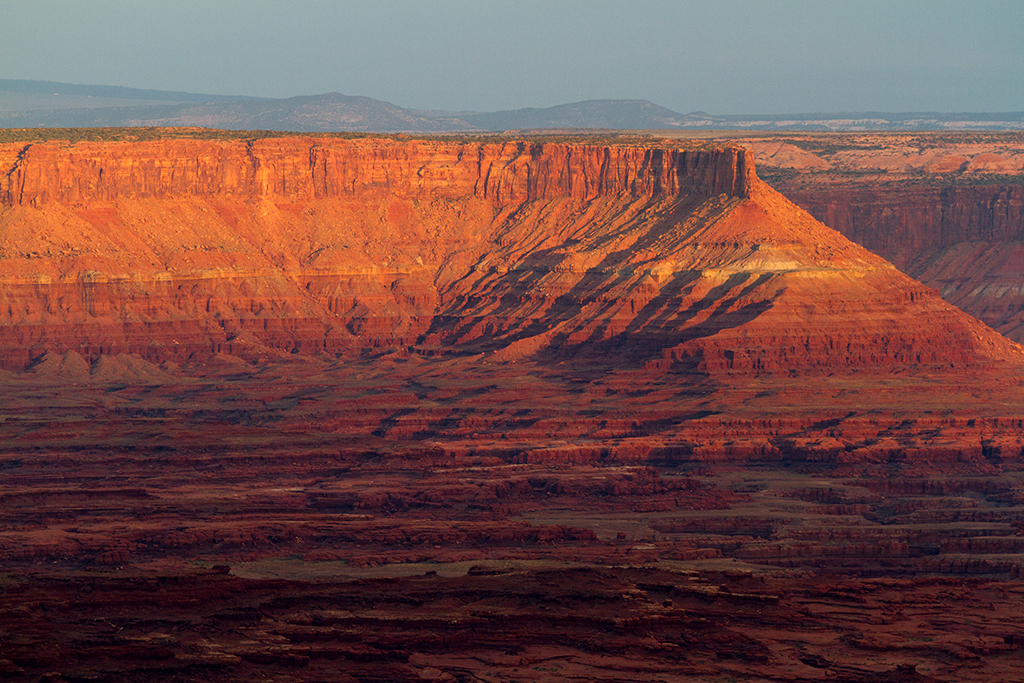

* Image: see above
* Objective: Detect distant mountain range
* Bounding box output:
[2,79,1023,132]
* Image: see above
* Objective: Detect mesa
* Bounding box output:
[2,129,1024,682]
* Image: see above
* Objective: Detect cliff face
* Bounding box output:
[734,132,1024,345]
[0,135,1018,381]
[783,185,1024,267]
[0,137,760,370]
[2,137,752,208]
[783,185,1024,342]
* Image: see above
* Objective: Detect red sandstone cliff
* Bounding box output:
[2,137,752,207]
[782,185,1024,342]
[0,134,1019,378]
[733,133,1024,344]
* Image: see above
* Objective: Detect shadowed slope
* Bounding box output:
[3,133,1024,683]
[420,175,1020,378]
[1,134,1017,376]
[0,133,1021,455]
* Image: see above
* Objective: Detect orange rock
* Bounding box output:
[0,132,1022,469]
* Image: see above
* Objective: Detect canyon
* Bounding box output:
[2,130,1024,682]
[730,132,1024,344]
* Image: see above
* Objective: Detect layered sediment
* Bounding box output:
[1,135,1016,377]
[3,132,1024,682]
[785,184,1024,342]
[3,137,752,206]
[0,138,752,365]
[734,132,1024,343]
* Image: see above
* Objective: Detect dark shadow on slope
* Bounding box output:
[536,271,781,373]
[413,194,783,390]
[419,195,714,352]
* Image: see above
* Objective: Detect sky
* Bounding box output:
[2,0,1023,114]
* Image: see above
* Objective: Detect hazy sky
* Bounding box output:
[2,0,1022,114]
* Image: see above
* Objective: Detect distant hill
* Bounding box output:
[1,79,1022,132]
[0,79,266,115]
[0,84,471,132]
[703,111,1024,131]
[0,79,266,105]
[459,99,700,130]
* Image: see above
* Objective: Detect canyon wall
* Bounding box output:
[0,137,762,371]
[2,137,752,208]
[784,186,1024,259]
[1,135,1019,381]
[782,185,1024,342]
[734,133,1024,345]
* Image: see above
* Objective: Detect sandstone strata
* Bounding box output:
[3,132,1024,682]
[782,184,1024,343]
[1,135,1017,379]
[1,132,1022,465]
[732,132,1024,343]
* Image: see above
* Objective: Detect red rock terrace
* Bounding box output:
[2,132,1024,682]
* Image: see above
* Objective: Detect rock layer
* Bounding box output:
[784,185,1024,342]
[2,137,752,207]
[730,132,1024,343]
[1,134,1017,380]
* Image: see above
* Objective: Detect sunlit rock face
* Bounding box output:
[1,135,1015,376]
[3,134,1024,682]
[784,184,1024,343]
[1,133,1022,462]
[739,134,1024,344]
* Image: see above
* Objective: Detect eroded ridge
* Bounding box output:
[0,134,1016,377]
[3,132,1024,682]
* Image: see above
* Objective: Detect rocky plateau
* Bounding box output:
[726,131,1024,344]
[2,130,1024,682]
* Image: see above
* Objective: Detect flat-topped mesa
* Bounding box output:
[0,136,758,370]
[2,137,754,208]
[0,133,1020,379]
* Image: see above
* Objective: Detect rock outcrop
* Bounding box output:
[0,137,754,366]
[2,132,1022,459]
[2,137,752,207]
[1,134,1016,378]
[734,132,1024,343]
[784,185,1024,342]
